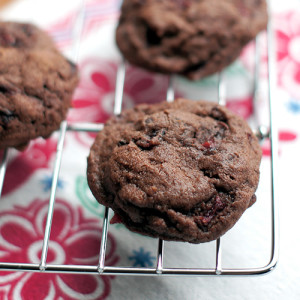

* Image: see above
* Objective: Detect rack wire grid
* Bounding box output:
[0,0,279,276]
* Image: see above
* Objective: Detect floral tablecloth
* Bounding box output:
[0,0,299,299]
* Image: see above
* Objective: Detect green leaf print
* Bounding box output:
[75,175,106,218]
[75,175,124,229]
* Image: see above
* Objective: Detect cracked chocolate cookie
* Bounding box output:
[116,0,268,80]
[0,22,79,149]
[87,99,262,243]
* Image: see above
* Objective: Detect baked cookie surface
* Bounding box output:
[0,22,78,149]
[87,99,262,243]
[116,0,268,80]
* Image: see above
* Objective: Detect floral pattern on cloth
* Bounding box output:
[261,129,298,156]
[226,95,253,120]
[68,58,175,123]
[241,10,300,99]
[67,58,179,146]
[47,0,120,49]
[276,11,300,98]
[0,0,299,299]
[1,138,58,196]
[0,199,119,300]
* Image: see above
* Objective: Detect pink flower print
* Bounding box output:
[226,95,253,119]
[124,65,173,105]
[68,58,172,124]
[0,199,119,300]
[239,33,268,78]
[275,11,300,98]
[47,0,119,50]
[68,58,177,147]
[240,11,300,98]
[68,59,116,124]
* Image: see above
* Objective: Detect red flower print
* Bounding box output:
[1,138,58,196]
[261,129,297,156]
[0,199,119,300]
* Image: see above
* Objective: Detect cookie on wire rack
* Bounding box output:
[116,0,268,80]
[0,21,79,150]
[87,98,262,243]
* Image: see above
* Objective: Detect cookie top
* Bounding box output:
[0,22,78,149]
[116,0,267,80]
[87,98,262,243]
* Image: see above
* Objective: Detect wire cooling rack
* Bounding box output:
[0,0,279,276]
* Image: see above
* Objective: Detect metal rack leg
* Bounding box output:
[98,207,110,273]
[156,239,164,274]
[0,148,9,196]
[218,72,226,106]
[39,121,68,271]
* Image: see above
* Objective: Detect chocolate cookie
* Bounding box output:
[87,98,262,243]
[116,0,268,80]
[0,22,79,149]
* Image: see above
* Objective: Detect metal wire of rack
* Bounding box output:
[0,0,279,276]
